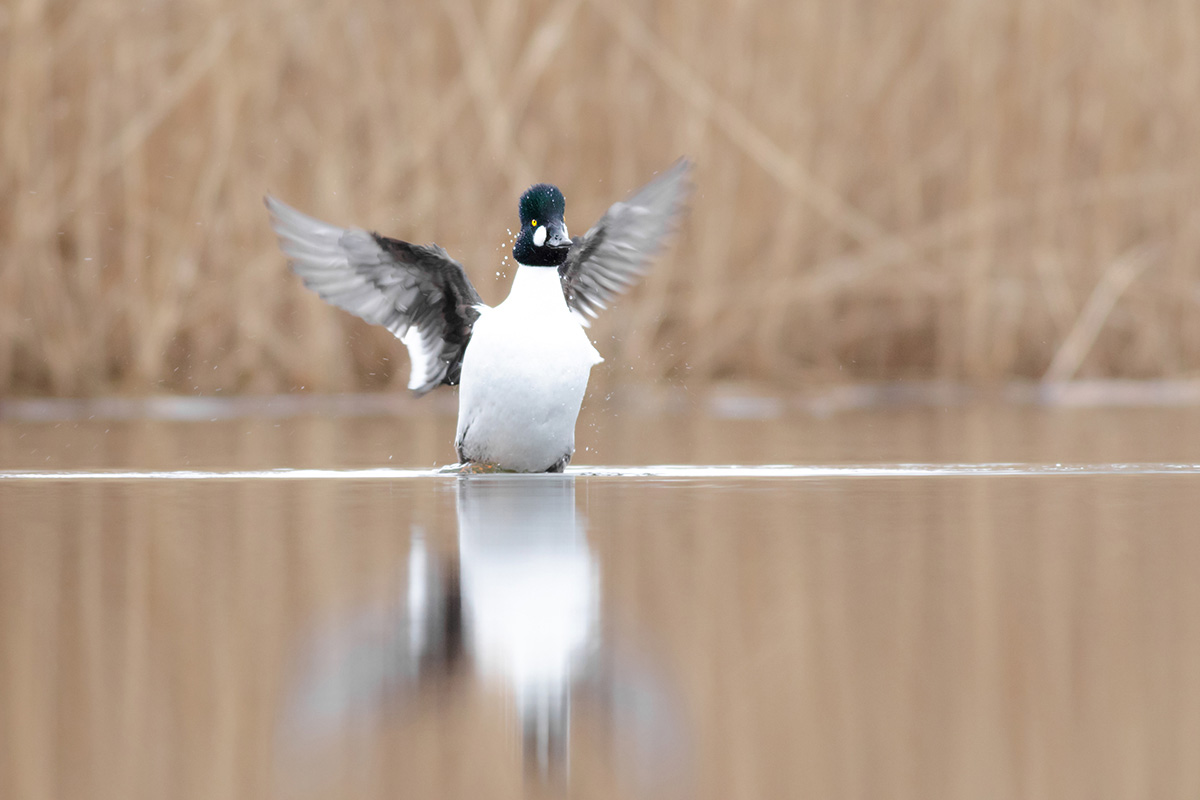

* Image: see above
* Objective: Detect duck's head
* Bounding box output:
[513,183,571,267]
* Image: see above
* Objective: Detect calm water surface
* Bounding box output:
[2,404,1200,799]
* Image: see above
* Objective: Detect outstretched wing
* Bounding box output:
[266,196,484,395]
[559,158,692,324]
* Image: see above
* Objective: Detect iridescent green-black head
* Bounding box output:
[513,183,571,267]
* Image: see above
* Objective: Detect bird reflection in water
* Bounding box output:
[455,476,596,771]
[280,476,686,792]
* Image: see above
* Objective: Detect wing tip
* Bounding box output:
[668,155,693,175]
[665,156,695,204]
[631,156,694,223]
[263,193,297,225]
[654,156,693,189]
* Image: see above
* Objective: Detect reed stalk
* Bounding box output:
[1,0,1198,395]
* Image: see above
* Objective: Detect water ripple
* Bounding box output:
[1,463,1200,481]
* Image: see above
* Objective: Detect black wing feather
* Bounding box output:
[265,196,483,395]
[559,159,692,324]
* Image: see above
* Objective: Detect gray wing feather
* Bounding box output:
[265,196,483,395]
[559,159,692,324]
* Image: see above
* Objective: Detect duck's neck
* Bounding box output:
[508,264,566,309]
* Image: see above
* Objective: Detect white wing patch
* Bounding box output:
[400,327,442,392]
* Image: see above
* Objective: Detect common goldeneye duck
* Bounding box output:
[265,158,691,472]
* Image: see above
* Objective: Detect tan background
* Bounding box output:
[3,0,1200,396]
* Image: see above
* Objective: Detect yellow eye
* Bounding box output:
[532,220,537,226]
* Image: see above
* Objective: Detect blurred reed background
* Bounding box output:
[2,0,1200,396]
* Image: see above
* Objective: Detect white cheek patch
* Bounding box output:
[533,225,547,247]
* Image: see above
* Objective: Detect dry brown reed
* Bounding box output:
[2,0,1200,396]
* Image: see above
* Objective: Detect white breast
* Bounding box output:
[455,266,602,471]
